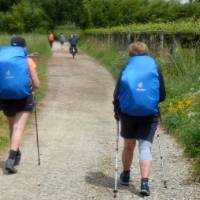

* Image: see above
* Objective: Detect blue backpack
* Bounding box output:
[0,46,30,100]
[118,55,160,116]
[70,38,77,46]
[60,35,65,42]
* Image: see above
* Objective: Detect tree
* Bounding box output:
[0,1,50,33]
[0,0,21,12]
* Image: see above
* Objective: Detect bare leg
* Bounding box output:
[122,139,136,171]
[140,160,152,178]
[139,140,153,178]
[10,111,30,151]
[7,117,14,139]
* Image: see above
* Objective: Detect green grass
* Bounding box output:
[0,34,51,151]
[159,48,200,179]
[0,114,9,151]
[24,34,52,101]
[79,38,200,179]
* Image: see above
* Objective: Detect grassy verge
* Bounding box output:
[79,38,200,180]
[159,48,200,180]
[0,34,51,152]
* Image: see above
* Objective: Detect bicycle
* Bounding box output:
[70,46,77,59]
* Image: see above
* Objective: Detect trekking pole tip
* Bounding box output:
[164,180,167,188]
[113,190,118,198]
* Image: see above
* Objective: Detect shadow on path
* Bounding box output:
[0,161,8,174]
[85,171,143,197]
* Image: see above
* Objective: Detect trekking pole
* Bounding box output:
[34,94,40,166]
[113,120,120,198]
[156,115,167,188]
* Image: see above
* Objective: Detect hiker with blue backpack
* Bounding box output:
[59,33,65,48]
[113,42,166,196]
[0,37,40,174]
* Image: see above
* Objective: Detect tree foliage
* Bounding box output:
[79,0,200,28]
[0,0,50,33]
[0,0,199,33]
[0,0,83,33]
[0,0,21,12]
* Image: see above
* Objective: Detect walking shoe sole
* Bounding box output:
[140,190,150,196]
[5,167,17,174]
[120,180,129,186]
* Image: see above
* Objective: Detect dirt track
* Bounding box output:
[0,42,199,200]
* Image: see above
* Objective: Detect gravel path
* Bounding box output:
[0,42,199,200]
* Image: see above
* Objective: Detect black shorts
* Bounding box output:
[120,113,158,143]
[0,95,35,117]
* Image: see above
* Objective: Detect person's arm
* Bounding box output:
[157,68,166,102]
[113,79,120,121]
[113,67,126,120]
[28,58,40,90]
[113,77,120,106]
[30,67,40,90]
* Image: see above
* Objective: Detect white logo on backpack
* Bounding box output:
[136,82,146,92]
[5,70,14,80]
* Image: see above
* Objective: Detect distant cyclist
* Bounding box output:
[69,34,78,54]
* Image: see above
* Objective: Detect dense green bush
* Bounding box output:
[0,1,50,33]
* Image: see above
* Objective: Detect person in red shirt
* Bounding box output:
[48,32,55,48]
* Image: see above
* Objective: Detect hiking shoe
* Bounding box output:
[5,158,17,174]
[14,150,21,166]
[120,170,130,186]
[140,178,150,196]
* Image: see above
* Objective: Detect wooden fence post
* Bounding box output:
[127,33,131,44]
[172,34,181,58]
[160,33,164,58]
